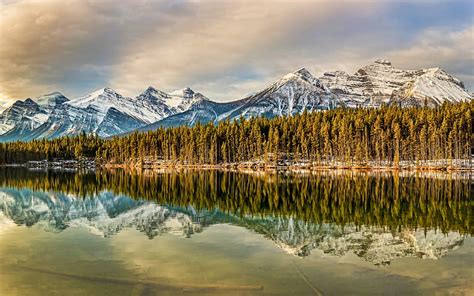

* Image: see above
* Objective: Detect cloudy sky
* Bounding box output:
[0,0,472,106]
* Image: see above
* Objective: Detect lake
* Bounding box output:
[0,168,472,295]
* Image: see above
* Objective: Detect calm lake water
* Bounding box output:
[0,168,472,295]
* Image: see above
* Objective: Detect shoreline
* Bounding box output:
[2,159,473,173]
[102,163,474,172]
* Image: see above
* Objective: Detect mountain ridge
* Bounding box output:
[0,60,471,142]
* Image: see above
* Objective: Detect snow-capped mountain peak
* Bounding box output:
[66,87,121,109]
[218,68,341,121]
[320,59,472,107]
[166,87,208,112]
[419,67,465,88]
[279,68,328,92]
[0,97,47,138]
[170,87,195,98]
[139,86,169,100]
[292,67,316,80]
[34,92,69,110]
[283,68,313,81]
[391,67,472,107]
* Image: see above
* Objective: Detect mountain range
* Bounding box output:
[0,188,465,265]
[0,60,471,142]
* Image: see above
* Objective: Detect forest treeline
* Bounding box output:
[0,168,471,234]
[0,102,472,166]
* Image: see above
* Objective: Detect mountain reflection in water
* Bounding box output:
[0,168,471,266]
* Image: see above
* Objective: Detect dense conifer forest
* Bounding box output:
[0,102,472,167]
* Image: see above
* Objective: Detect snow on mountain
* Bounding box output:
[167,87,209,112]
[391,68,472,107]
[140,86,208,114]
[0,92,71,141]
[320,60,472,107]
[62,87,211,137]
[142,68,342,130]
[93,108,142,137]
[135,86,174,119]
[66,87,151,124]
[220,68,341,122]
[320,60,417,107]
[0,99,48,141]
[0,188,465,265]
[0,92,68,134]
[0,86,212,141]
[135,100,241,131]
[34,92,69,111]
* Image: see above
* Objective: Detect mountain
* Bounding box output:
[0,99,48,141]
[0,87,210,141]
[0,88,145,140]
[59,87,158,138]
[0,60,471,141]
[221,68,341,121]
[135,100,241,131]
[135,68,342,130]
[0,188,465,265]
[320,60,472,107]
[167,87,209,113]
[0,93,69,133]
[0,92,75,141]
[133,86,210,119]
[116,87,216,134]
[34,92,69,111]
[390,68,472,107]
[65,87,162,125]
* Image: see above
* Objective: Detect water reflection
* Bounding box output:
[0,168,471,266]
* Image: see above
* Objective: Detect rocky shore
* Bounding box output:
[4,157,472,172]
